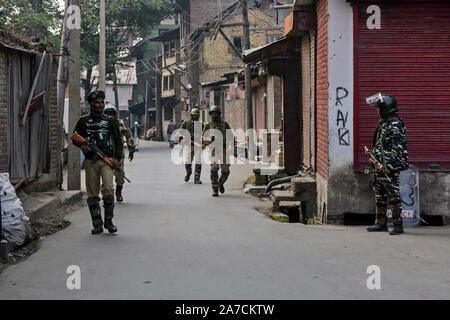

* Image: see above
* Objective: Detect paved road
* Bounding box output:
[1,141,449,299]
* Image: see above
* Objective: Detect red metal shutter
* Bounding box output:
[354,1,450,171]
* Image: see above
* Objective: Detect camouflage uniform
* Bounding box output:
[180,118,203,182]
[371,114,409,226]
[115,119,135,186]
[203,118,233,194]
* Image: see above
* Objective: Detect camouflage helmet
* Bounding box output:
[104,103,117,115]
[209,105,221,115]
[191,108,200,115]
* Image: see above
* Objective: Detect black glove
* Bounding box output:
[129,152,134,162]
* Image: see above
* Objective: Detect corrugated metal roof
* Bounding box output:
[85,58,137,85]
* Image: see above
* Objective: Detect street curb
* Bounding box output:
[269,212,290,223]
[23,191,84,217]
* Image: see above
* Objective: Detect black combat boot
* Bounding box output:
[219,172,229,194]
[115,185,123,202]
[194,164,202,184]
[185,164,192,182]
[212,188,219,197]
[390,207,404,235]
[87,198,103,235]
[103,195,118,233]
[367,223,388,232]
[390,218,404,235]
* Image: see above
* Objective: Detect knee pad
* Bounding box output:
[103,195,115,209]
[87,197,100,209]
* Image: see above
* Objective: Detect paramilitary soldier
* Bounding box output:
[202,106,234,197]
[104,103,136,202]
[73,91,123,234]
[177,108,204,184]
[365,93,409,235]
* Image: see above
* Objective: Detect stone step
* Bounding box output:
[291,176,316,197]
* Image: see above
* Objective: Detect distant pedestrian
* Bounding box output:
[365,93,409,235]
[167,119,177,147]
[132,122,141,151]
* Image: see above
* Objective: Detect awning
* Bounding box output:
[149,28,180,42]
[243,37,295,64]
[201,79,234,88]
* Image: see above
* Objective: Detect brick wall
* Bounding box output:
[200,7,281,86]
[190,0,236,30]
[224,83,245,132]
[301,34,311,168]
[0,47,7,173]
[316,0,329,180]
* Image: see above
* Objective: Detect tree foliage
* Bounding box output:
[80,0,175,95]
[0,0,62,46]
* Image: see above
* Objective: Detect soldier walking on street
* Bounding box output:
[177,108,204,184]
[73,91,123,234]
[365,93,409,235]
[104,103,135,203]
[202,106,234,197]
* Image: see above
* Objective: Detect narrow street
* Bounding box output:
[0,141,449,300]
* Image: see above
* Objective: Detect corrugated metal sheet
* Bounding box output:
[354,1,450,171]
[8,50,53,181]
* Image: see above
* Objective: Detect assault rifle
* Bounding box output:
[363,145,392,183]
[72,132,131,183]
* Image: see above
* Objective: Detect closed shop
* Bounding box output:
[353,1,450,171]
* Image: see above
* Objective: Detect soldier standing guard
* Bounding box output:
[73,91,123,234]
[177,108,204,184]
[104,103,135,202]
[202,106,234,197]
[365,93,409,235]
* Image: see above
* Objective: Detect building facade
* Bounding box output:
[0,31,61,192]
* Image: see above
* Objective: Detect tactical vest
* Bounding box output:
[84,113,114,157]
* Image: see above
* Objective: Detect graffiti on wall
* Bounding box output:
[335,87,350,146]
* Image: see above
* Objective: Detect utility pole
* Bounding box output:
[155,55,163,141]
[99,0,106,92]
[241,0,253,130]
[144,79,148,136]
[68,0,81,190]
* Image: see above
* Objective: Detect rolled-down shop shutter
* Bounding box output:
[353,1,450,171]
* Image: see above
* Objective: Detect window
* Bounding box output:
[164,43,170,58]
[169,75,174,90]
[164,40,176,58]
[164,105,173,121]
[233,37,242,52]
[163,76,169,91]
[228,37,243,55]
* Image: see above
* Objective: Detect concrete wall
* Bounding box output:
[326,0,354,222]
